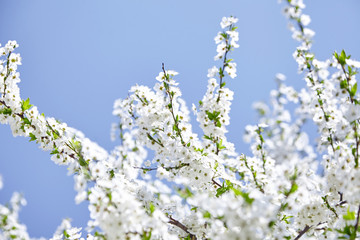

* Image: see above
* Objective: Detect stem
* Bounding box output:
[2,51,12,98]
[339,63,359,168]
[256,125,267,174]
[162,63,186,146]
[241,155,264,193]
[216,27,232,103]
[146,132,165,147]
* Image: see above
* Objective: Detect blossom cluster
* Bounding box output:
[1,1,360,240]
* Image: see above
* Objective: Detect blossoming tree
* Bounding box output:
[1,0,360,239]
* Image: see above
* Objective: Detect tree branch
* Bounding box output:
[354,204,360,236]
[168,216,197,240]
[294,225,311,240]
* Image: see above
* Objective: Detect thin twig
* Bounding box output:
[294,225,311,240]
[354,204,360,236]
[212,178,222,188]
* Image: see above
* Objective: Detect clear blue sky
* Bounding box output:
[1,0,359,238]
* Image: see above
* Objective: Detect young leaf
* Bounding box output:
[29,133,37,142]
[0,108,12,115]
[343,207,356,221]
[21,98,33,111]
[350,83,357,97]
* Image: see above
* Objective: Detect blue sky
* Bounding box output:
[1,0,359,238]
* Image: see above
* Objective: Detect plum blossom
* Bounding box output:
[1,2,360,239]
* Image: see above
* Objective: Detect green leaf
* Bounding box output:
[281,215,293,224]
[107,192,112,202]
[109,169,115,179]
[52,131,59,140]
[142,231,152,240]
[2,215,8,225]
[0,108,12,115]
[203,211,211,218]
[216,185,228,197]
[216,139,226,150]
[352,147,356,157]
[203,135,212,140]
[343,207,356,221]
[149,202,155,214]
[350,83,357,97]
[191,207,197,211]
[21,98,33,111]
[206,110,220,121]
[78,157,88,167]
[29,133,37,142]
[231,187,254,205]
[71,139,82,152]
[335,50,348,66]
[23,117,31,125]
[50,149,59,155]
[289,183,298,195]
[173,124,179,132]
[182,235,192,240]
[268,221,276,228]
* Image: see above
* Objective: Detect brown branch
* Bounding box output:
[168,216,197,240]
[335,192,348,207]
[294,225,311,240]
[354,204,360,236]
[212,178,222,188]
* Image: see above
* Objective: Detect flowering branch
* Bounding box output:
[168,216,197,240]
[162,63,186,146]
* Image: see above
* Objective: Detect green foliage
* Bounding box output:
[350,83,357,98]
[280,215,293,224]
[0,107,12,115]
[28,133,37,142]
[336,224,358,240]
[149,202,155,215]
[334,50,350,66]
[206,110,222,127]
[215,180,254,204]
[216,139,226,151]
[21,98,33,111]
[142,230,152,240]
[343,207,356,221]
